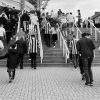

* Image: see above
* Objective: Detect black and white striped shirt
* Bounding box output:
[29,36,37,53]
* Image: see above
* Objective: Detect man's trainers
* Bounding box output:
[82,77,85,80]
[75,68,77,70]
[53,46,55,48]
[29,59,31,60]
[85,82,90,86]
[82,74,85,80]
[11,77,14,80]
[90,82,93,86]
[9,78,12,83]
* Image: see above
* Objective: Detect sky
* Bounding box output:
[46,0,100,20]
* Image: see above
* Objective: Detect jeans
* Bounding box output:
[79,56,84,75]
[8,68,15,79]
[82,57,93,83]
[72,54,78,68]
[18,54,24,69]
[30,53,37,69]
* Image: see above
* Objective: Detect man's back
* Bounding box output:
[16,38,27,54]
[77,37,95,58]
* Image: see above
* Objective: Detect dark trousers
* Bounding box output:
[30,53,37,69]
[44,34,51,47]
[8,68,15,79]
[52,34,57,46]
[82,57,93,83]
[0,36,4,42]
[79,56,84,75]
[72,54,78,68]
[6,31,12,44]
[18,54,24,69]
[77,19,81,27]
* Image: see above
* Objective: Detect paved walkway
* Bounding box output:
[0,66,100,100]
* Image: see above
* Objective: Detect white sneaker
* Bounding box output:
[29,59,31,60]
[53,46,55,48]
[75,68,77,70]
[9,77,12,83]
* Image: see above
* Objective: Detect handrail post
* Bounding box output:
[63,40,64,56]
[90,24,92,35]
[60,30,70,63]
[74,23,82,39]
[95,28,97,41]
[76,28,79,39]
[17,16,20,33]
[37,23,43,64]
[59,30,62,48]
[87,19,100,42]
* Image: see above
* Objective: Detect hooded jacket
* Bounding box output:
[0,48,18,68]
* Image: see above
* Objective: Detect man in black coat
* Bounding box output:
[0,43,18,83]
[21,11,30,33]
[76,33,95,86]
[16,37,27,69]
[0,13,7,29]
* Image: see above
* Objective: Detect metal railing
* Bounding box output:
[17,15,20,33]
[58,28,70,63]
[74,23,82,39]
[87,19,100,41]
[58,21,82,63]
[16,16,43,63]
[37,23,43,63]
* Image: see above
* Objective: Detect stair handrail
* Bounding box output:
[16,14,43,63]
[58,27,70,63]
[74,23,82,39]
[17,15,21,34]
[86,19,100,41]
[37,23,43,63]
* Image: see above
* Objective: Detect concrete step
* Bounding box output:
[0,61,100,67]
[0,63,72,67]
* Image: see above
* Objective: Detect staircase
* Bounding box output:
[0,39,68,67]
[40,41,67,67]
[1,26,100,67]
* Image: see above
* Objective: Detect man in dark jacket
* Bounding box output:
[16,37,27,69]
[21,11,30,33]
[0,43,18,83]
[0,13,7,26]
[76,32,95,86]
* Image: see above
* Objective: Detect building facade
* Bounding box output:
[92,12,100,27]
[0,0,34,11]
